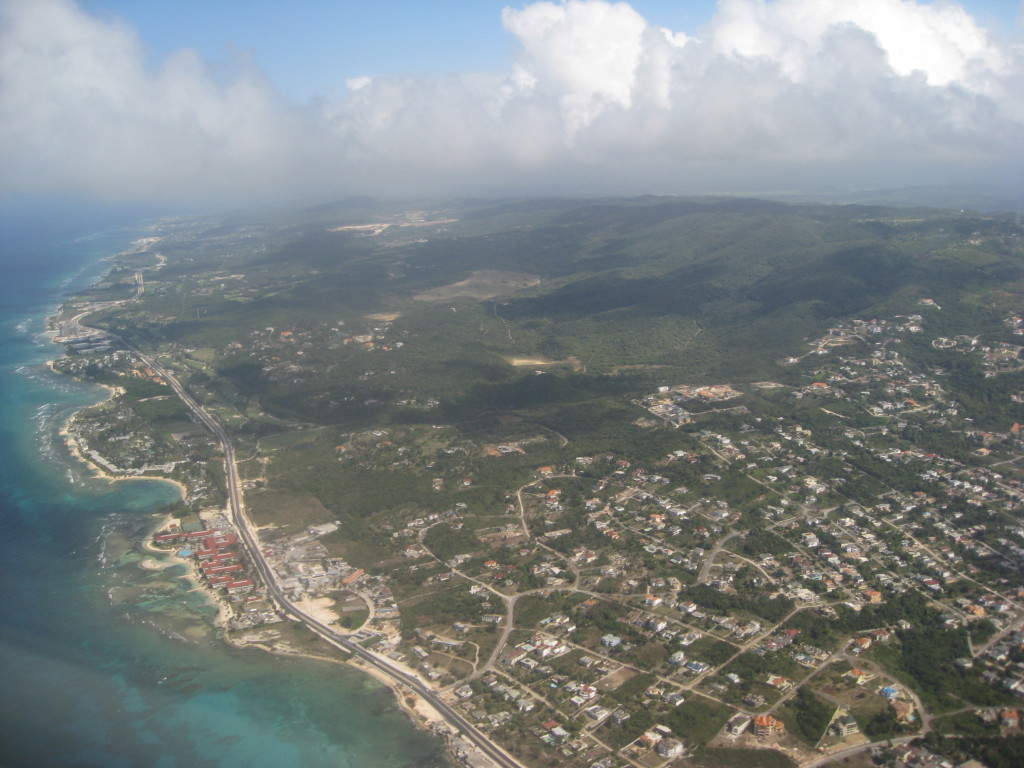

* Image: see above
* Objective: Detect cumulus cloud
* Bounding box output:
[0,0,317,201]
[1,0,1022,203]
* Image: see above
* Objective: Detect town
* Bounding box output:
[128,301,1024,768]
[51,200,1024,768]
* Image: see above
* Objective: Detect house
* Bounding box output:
[656,738,685,758]
[726,715,751,735]
[833,714,860,737]
[501,648,528,666]
[601,634,622,648]
[754,715,785,736]
[744,693,766,708]
[844,668,875,686]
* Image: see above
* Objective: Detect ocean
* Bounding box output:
[0,214,447,768]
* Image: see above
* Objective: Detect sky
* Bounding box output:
[2,0,1023,205]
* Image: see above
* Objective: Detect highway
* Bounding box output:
[63,287,931,768]
[130,347,526,768]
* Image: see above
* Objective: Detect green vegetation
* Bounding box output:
[663,695,733,744]
[423,523,480,560]
[777,688,836,745]
[680,585,794,623]
[871,627,1014,712]
[689,746,795,768]
[922,733,1024,768]
[61,196,1024,768]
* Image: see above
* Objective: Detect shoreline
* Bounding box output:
[44,258,461,766]
[220,630,458,763]
[140,523,235,631]
[50,358,190,502]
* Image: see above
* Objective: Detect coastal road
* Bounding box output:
[130,348,527,768]
[59,262,522,767]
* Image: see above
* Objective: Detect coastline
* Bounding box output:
[49,359,190,502]
[43,253,460,767]
[47,282,292,646]
[140,523,236,631]
[349,657,450,732]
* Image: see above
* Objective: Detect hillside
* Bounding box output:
[57,197,1024,768]
[84,197,1023,431]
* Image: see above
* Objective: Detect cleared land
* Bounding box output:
[414,270,539,301]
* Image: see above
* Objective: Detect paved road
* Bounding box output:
[149,353,526,768]
[698,529,741,584]
[800,735,917,768]
[82,328,528,768]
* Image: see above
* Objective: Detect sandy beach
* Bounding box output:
[138,557,175,571]
[56,400,189,501]
[44,295,454,761]
[349,657,449,731]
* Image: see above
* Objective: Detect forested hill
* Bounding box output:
[91,197,1023,428]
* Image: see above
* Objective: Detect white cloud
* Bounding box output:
[0,0,1021,202]
[0,0,314,201]
[501,1,655,134]
[708,0,1003,86]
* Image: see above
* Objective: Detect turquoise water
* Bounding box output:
[0,218,447,768]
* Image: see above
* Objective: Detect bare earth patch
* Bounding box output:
[292,595,341,626]
[413,270,539,301]
[506,357,556,366]
[505,355,584,371]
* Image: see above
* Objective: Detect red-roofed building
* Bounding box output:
[204,564,243,575]
[754,715,785,736]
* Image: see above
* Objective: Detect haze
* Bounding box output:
[1,0,1023,205]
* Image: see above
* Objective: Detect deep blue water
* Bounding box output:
[0,216,446,768]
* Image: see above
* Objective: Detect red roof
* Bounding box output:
[205,564,243,574]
